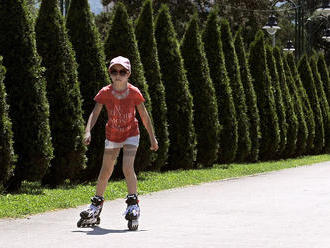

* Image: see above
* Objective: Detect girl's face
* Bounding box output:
[109,64,130,83]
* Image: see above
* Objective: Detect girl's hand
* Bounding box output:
[150,138,159,151]
[84,131,91,145]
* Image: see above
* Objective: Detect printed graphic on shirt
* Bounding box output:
[94,83,145,142]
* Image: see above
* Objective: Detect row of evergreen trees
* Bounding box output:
[0,0,329,192]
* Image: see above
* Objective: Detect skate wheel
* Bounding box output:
[128,220,138,231]
[77,218,84,228]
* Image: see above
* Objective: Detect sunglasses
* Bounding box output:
[109,69,128,76]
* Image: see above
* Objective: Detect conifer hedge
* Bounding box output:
[317,53,330,110]
[135,0,169,171]
[0,56,15,188]
[234,28,260,162]
[36,0,86,186]
[181,14,220,167]
[155,5,196,169]
[265,46,287,158]
[310,55,329,153]
[104,3,153,172]
[298,55,324,154]
[249,31,280,160]
[283,55,307,156]
[0,0,53,191]
[317,53,330,153]
[273,48,298,158]
[66,0,109,180]
[220,19,251,162]
[287,53,315,153]
[202,9,237,164]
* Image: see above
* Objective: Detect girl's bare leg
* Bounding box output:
[95,148,120,196]
[122,145,138,195]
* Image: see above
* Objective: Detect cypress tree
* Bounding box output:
[135,0,169,170]
[220,19,251,162]
[234,28,260,162]
[317,53,330,109]
[317,53,330,153]
[287,53,315,153]
[36,0,86,186]
[155,5,196,169]
[265,45,287,158]
[310,55,329,153]
[203,9,237,164]
[248,31,280,160]
[283,55,308,156]
[273,48,298,158]
[298,55,324,154]
[66,0,109,180]
[104,3,153,172]
[0,0,53,191]
[181,14,220,167]
[0,56,15,189]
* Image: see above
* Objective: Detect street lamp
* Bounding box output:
[263,14,281,47]
[322,28,330,41]
[283,40,296,52]
[314,1,330,16]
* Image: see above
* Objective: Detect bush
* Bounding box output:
[265,45,287,158]
[220,19,251,162]
[287,53,315,154]
[273,48,298,158]
[283,54,308,156]
[104,2,153,173]
[310,55,329,153]
[234,28,260,162]
[36,0,86,186]
[135,0,169,171]
[317,53,330,109]
[202,9,237,164]
[66,0,110,181]
[298,55,324,154]
[317,53,330,153]
[0,0,53,191]
[248,31,280,160]
[155,5,196,169]
[181,14,220,167]
[0,56,15,188]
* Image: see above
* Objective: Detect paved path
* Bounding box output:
[1,162,330,248]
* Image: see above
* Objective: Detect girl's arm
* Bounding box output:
[84,103,103,145]
[136,103,159,151]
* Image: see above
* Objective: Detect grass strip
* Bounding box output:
[0,154,329,219]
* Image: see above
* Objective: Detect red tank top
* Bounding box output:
[94,83,145,142]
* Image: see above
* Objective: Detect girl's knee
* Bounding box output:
[122,164,135,177]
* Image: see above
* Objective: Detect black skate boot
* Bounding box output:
[77,195,104,228]
[124,194,140,231]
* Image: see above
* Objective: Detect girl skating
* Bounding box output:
[77,56,158,230]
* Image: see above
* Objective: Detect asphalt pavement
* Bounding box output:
[1,161,330,248]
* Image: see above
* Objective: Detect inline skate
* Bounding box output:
[124,194,140,231]
[77,196,104,228]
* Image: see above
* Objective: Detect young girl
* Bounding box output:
[77,56,158,230]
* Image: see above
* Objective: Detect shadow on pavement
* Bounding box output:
[72,226,148,235]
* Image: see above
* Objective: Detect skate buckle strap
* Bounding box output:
[123,204,140,217]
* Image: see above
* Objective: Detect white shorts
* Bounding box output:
[105,135,140,149]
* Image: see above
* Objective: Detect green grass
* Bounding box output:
[1,154,329,219]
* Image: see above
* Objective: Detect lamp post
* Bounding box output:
[264,0,303,57]
[283,40,296,52]
[267,1,328,58]
[263,14,281,47]
[322,28,330,41]
[314,0,330,16]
